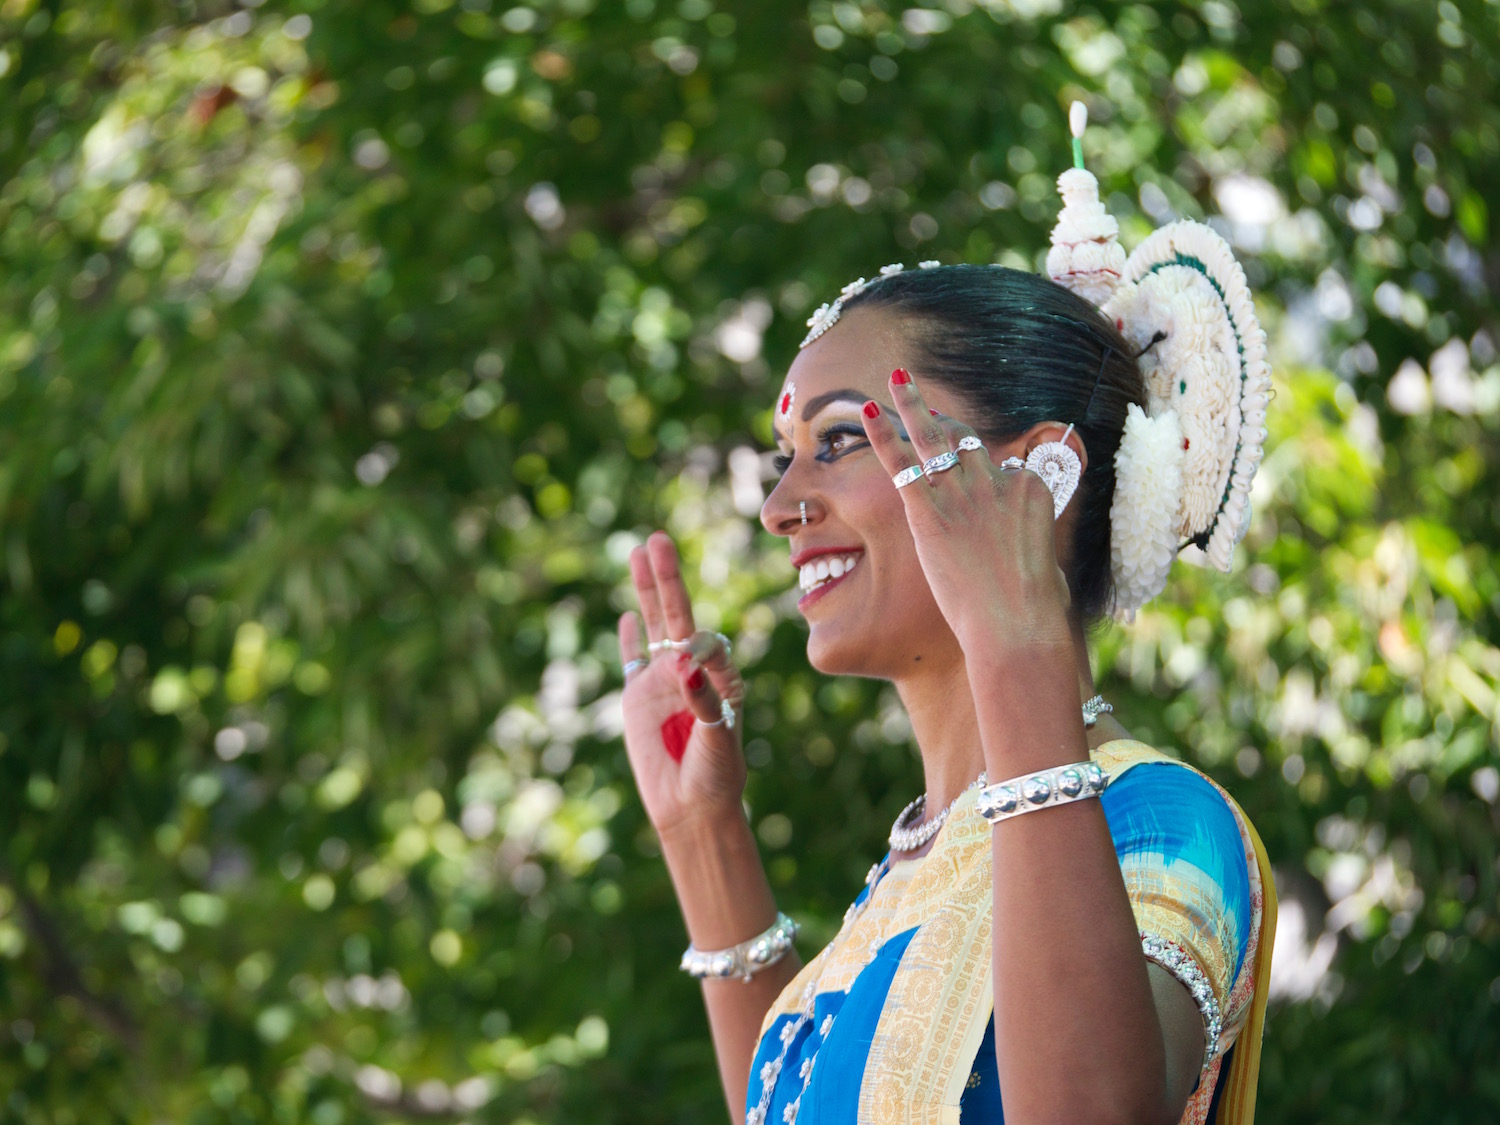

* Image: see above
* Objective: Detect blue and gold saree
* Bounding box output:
[746,740,1276,1125]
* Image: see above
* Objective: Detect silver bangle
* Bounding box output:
[680,912,798,982]
[976,761,1109,824]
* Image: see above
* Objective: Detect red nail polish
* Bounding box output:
[677,651,691,664]
[863,401,880,418]
[686,667,705,691]
[891,368,911,385]
[929,409,940,417]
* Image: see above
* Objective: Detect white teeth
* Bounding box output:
[798,553,861,593]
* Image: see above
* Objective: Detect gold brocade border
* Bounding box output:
[858,793,994,1125]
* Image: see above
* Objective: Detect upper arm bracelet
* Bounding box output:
[1141,933,1223,1068]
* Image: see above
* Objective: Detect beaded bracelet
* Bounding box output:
[976,761,1109,823]
[681,912,799,982]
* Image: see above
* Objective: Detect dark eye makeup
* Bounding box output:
[773,421,873,474]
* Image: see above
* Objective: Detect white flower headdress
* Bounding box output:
[1048,102,1270,616]
[793,101,1270,620]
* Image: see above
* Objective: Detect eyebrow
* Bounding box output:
[772,388,870,444]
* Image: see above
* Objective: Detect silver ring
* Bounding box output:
[999,456,1026,471]
[697,698,736,730]
[800,501,808,525]
[647,638,691,654]
[623,658,649,679]
[957,436,985,452]
[922,451,959,476]
[715,632,732,657]
[892,464,925,489]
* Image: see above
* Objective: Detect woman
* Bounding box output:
[616,111,1276,1125]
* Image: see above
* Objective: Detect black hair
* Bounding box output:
[841,264,1146,623]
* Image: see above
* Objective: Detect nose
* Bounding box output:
[761,462,814,537]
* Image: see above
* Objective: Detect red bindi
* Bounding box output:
[660,710,695,762]
[780,392,791,415]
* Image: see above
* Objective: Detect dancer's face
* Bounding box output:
[760,306,969,678]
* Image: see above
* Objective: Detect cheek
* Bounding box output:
[845,473,920,567]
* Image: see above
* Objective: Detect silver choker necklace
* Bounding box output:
[888,773,987,852]
[888,697,1112,853]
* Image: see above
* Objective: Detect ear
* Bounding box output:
[1020,421,1089,476]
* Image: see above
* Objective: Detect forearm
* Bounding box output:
[659,810,802,1122]
[970,644,1174,1125]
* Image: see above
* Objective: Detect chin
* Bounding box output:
[803,620,905,680]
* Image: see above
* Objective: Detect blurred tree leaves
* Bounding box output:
[1,0,1498,1121]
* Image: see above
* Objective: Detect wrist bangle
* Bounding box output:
[976,761,1109,824]
[680,912,798,982]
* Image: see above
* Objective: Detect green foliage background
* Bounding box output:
[2,0,1498,1120]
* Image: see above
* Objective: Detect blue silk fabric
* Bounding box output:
[745,757,1253,1124]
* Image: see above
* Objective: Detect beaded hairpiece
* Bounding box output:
[792,101,1270,621]
[801,260,941,348]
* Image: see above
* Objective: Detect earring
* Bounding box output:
[799,501,808,525]
[1024,423,1082,519]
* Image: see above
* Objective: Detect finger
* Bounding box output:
[618,612,649,679]
[888,368,952,467]
[927,412,992,469]
[629,545,669,645]
[685,630,744,706]
[860,398,925,491]
[645,532,697,644]
[675,653,733,731]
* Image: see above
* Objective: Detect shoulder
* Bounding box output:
[1095,739,1248,853]
[1096,739,1255,919]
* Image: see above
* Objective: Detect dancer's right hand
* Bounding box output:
[617,531,747,835]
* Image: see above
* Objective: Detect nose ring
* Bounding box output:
[800,501,808,525]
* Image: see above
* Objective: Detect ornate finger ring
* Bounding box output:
[957,436,985,453]
[623,658,650,679]
[892,464,925,489]
[697,700,735,730]
[647,638,691,654]
[999,456,1026,471]
[922,451,959,476]
[715,632,733,657]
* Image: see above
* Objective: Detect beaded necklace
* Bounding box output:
[888,697,1112,854]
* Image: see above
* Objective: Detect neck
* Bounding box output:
[894,625,1102,854]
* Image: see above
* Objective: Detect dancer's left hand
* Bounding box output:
[860,369,1076,656]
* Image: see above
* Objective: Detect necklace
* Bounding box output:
[888,773,987,852]
[888,696,1112,852]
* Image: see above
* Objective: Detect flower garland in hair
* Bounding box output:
[1048,101,1271,618]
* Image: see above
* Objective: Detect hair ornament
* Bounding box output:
[1042,99,1272,616]
[800,260,941,348]
[1046,101,1127,308]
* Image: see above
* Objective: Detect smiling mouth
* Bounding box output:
[798,551,863,596]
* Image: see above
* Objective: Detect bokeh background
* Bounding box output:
[2,0,1498,1120]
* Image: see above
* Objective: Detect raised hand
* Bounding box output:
[617,531,747,834]
[860,368,1078,654]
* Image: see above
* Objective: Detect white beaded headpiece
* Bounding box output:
[794,100,1271,621]
[800,260,941,348]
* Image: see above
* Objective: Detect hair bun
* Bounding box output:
[1102,221,1271,587]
